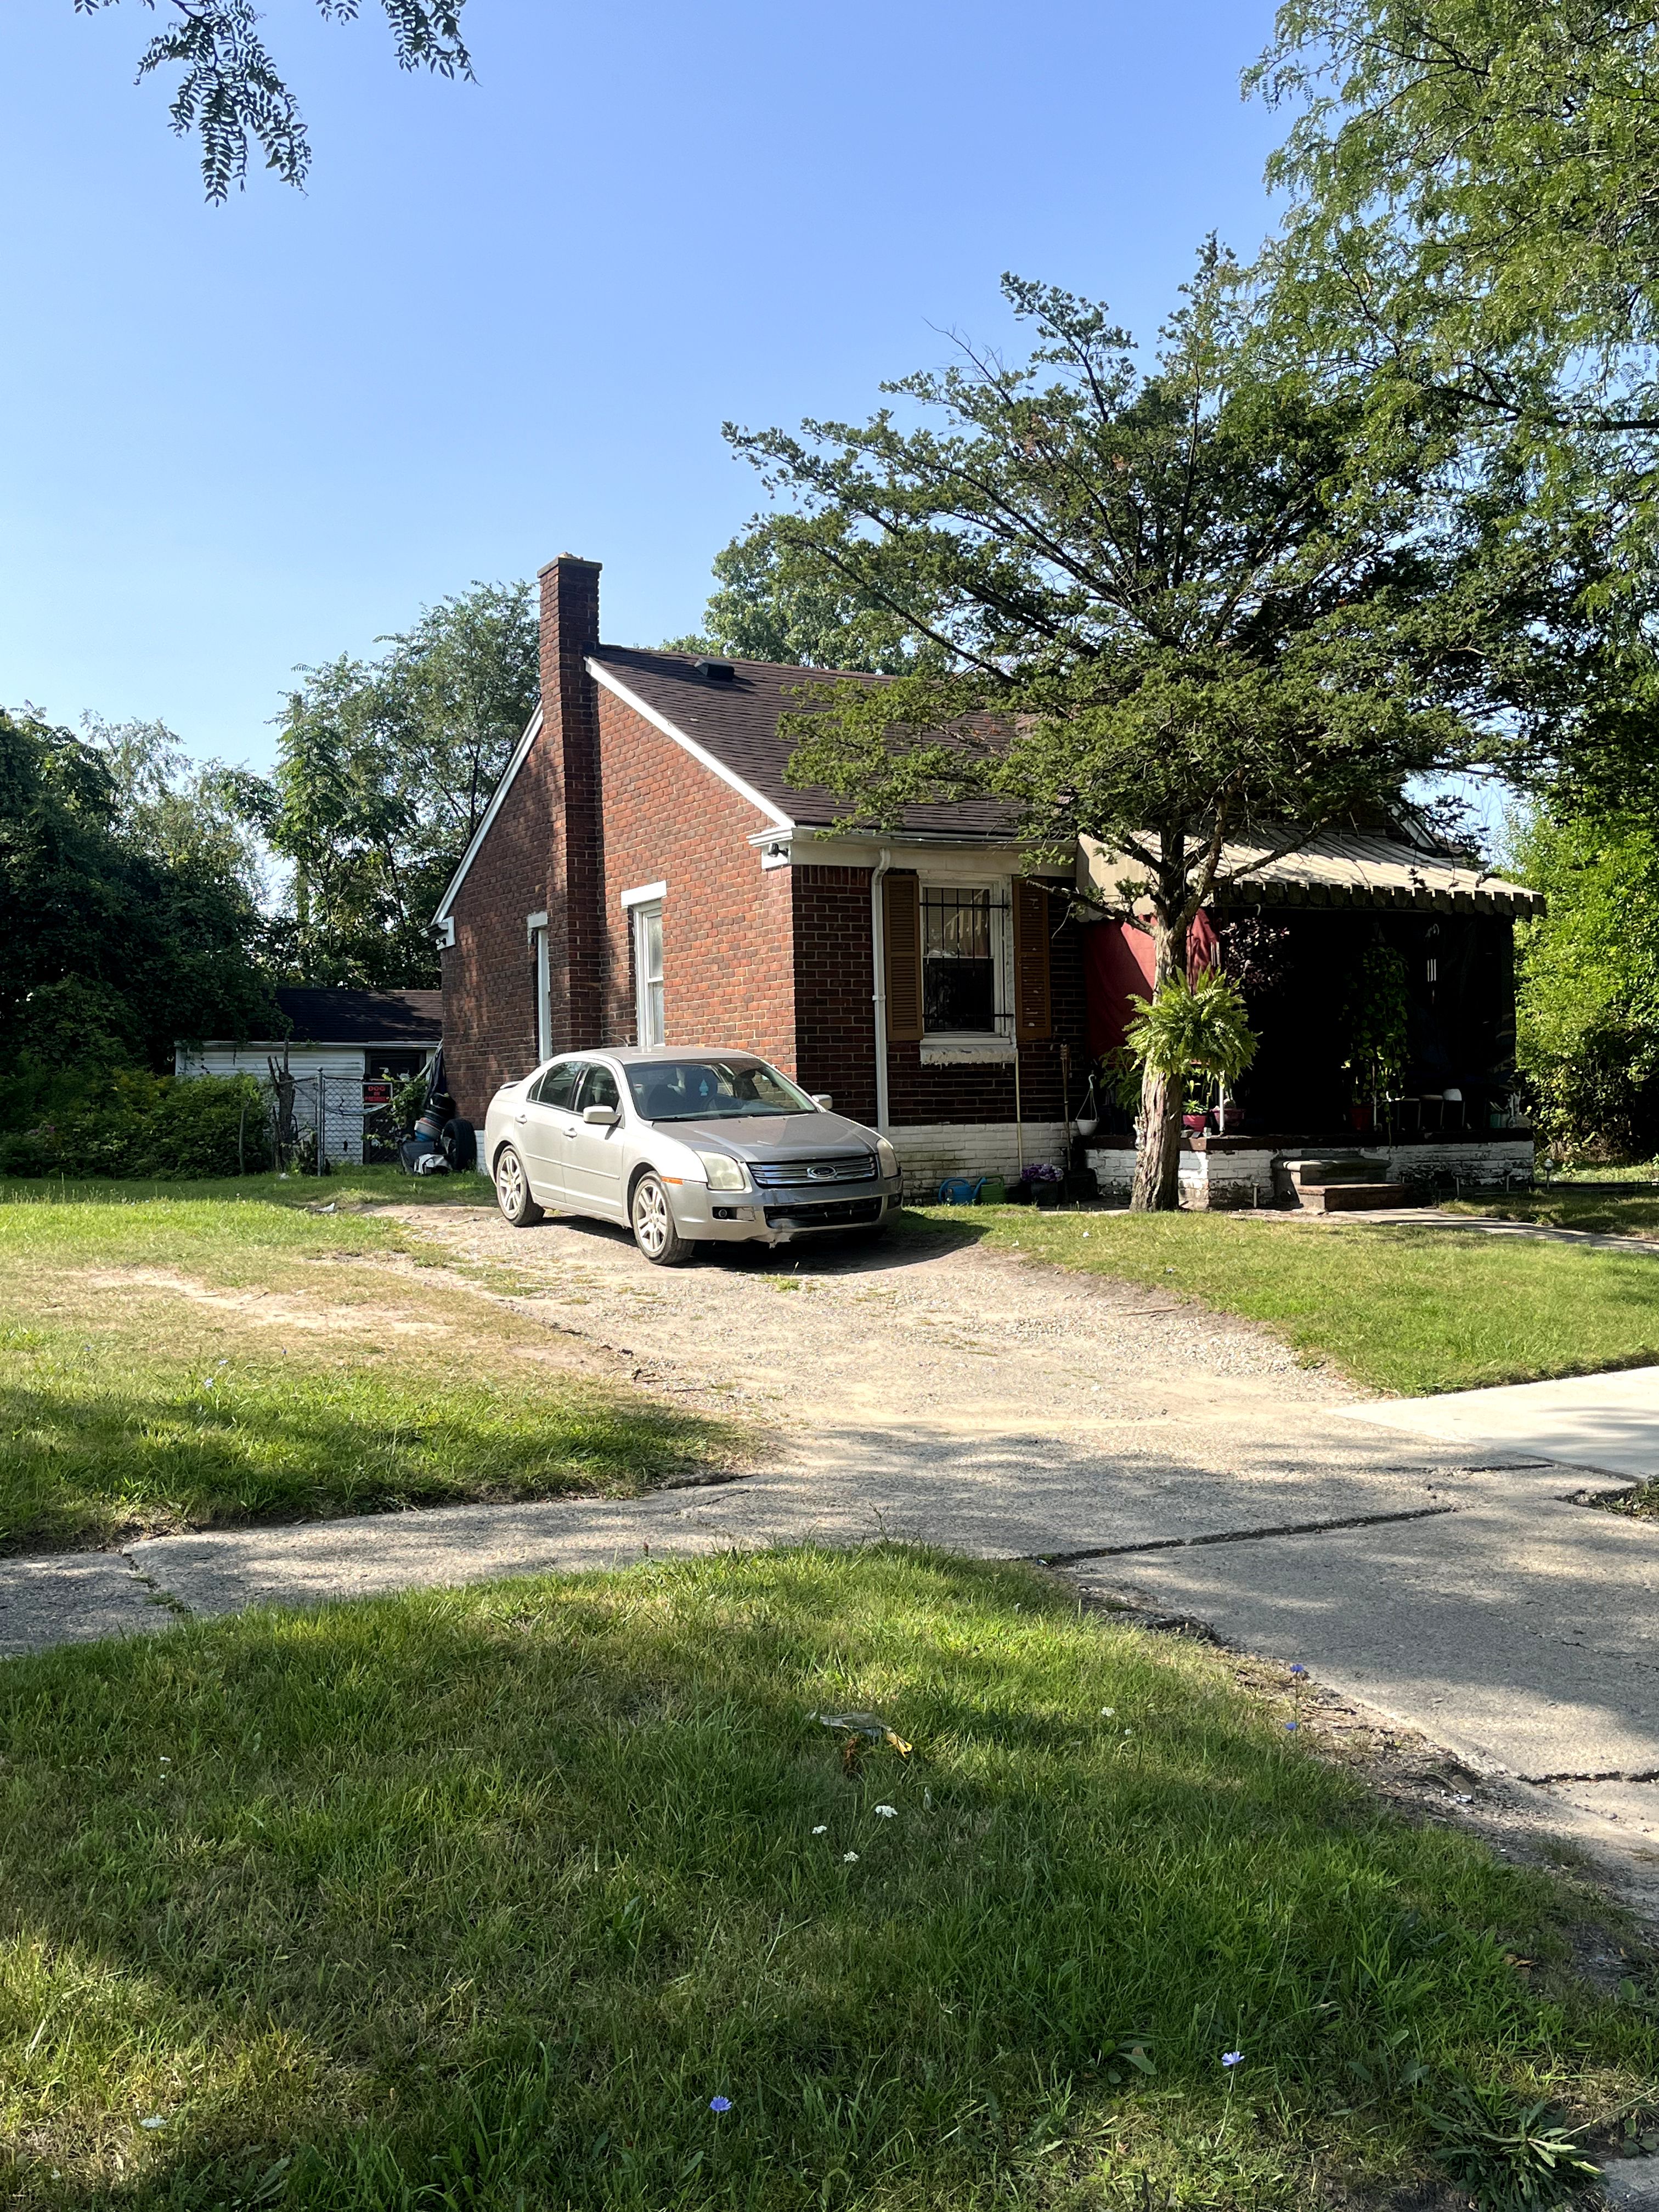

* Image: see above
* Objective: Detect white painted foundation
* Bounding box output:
[890,1121,1068,1193]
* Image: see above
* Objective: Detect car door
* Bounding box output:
[511,1059,579,1200]
[562,1059,628,1218]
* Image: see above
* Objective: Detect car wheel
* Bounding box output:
[631,1171,695,1266]
[494,1144,544,1228]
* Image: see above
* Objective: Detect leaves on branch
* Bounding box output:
[71,0,473,199]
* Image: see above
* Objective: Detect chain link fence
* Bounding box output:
[262,1071,404,1169]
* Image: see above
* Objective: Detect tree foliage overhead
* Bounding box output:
[1252,2,1659,800]
[725,261,1482,1203]
[71,0,472,199]
[262,578,539,987]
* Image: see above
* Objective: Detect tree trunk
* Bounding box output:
[1129,912,1186,1212]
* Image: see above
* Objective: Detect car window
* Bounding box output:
[575,1062,620,1114]
[625,1057,816,1120]
[531,1060,580,1111]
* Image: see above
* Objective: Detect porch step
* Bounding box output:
[1295,1180,1413,1213]
[1279,1155,1392,1184]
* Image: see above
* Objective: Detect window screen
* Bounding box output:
[923,887,997,1032]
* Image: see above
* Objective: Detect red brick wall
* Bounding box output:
[440,725,552,1122]
[596,685,796,1065]
[792,865,878,1124]
[791,865,1087,1130]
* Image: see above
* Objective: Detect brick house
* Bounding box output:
[435,554,1544,1202]
[434,556,1083,1189]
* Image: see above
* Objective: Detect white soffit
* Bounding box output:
[588,658,794,832]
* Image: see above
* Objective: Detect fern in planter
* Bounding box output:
[1125,970,1258,1124]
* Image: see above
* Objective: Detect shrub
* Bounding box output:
[0,1071,264,1180]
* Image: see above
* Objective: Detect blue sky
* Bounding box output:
[1,0,1285,773]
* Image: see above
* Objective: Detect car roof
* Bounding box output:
[550,1047,770,1068]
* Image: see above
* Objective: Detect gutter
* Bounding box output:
[870,845,892,1135]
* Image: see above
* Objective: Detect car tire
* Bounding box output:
[631,1171,696,1267]
[442,1116,477,1172]
[494,1144,544,1228]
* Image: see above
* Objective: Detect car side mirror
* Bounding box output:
[583,1103,618,1126]
[811,1094,833,1110]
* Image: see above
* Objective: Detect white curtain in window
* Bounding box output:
[634,902,664,1047]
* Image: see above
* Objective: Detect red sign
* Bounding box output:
[362,1081,393,1108]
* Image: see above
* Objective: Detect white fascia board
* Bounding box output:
[619,880,667,910]
[588,659,794,832]
[432,705,545,926]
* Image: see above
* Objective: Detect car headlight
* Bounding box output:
[876,1137,899,1178]
[696,1150,748,1192]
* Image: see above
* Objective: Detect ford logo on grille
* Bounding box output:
[806,1165,834,1181]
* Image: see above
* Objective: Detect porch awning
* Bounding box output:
[1076,832,1543,918]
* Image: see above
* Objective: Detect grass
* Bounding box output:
[0,1174,741,1554]
[1447,1189,1659,1240]
[1,1547,1654,2211]
[905,1204,1659,1395]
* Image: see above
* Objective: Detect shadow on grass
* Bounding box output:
[0,1369,742,1554]
[3,1549,1650,2211]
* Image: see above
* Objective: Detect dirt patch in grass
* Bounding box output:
[0,1193,751,1555]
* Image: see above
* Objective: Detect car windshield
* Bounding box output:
[626,1058,817,1121]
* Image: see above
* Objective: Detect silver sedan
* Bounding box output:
[482,1048,904,1265]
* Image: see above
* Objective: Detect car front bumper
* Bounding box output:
[670,1175,905,1244]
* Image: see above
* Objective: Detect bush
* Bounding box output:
[0,1071,264,1180]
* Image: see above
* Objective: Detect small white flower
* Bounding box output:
[874,1804,897,1818]
[1101,1707,1114,1717]
[811,1825,828,1835]
[139,2115,167,2130]
[1123,1728,1132,1736]
[843,1850,859,1864]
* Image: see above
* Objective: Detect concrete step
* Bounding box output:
[1297,1181,1413,1212]
[1280,1155,1391,1185]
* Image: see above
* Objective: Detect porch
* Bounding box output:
[1083,1128,1538,1210]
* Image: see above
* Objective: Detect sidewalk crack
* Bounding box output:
[119,1551,192,1619]
[1039,1502,1458,1565]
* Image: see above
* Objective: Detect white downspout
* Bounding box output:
[870,847,892,1134]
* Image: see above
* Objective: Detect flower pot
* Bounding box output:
[1034,1183,1062,1210]
[1074,1116,1099,1138]
[1182,1113,1207,1132]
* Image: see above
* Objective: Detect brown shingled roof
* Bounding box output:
[590,647,1014,839]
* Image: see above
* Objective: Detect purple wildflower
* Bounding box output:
[709,2096,732,2114]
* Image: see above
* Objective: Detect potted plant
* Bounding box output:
[1125,971,1259,1170]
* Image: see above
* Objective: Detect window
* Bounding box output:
[531,1060,580,1111]
[633,901,664,1048]
[625,1057,816,1121]
[923,887,998,1033]
[575,1062,620,1114]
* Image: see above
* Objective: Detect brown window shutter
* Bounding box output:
[884,873,923,1042]
[1012,878,1052,1041]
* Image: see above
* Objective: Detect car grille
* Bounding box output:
[748,1154,876,1188]
[762,1197,885,1229]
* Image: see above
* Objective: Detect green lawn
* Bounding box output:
[908,1205,1659,1395]
[1,1548,1652,2211]
[1448,1189,1659,1240]
[0,1176,741,1554]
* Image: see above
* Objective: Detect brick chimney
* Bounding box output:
[538,554,605,1051]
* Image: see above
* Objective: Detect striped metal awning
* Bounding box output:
[1077,832,1543,917]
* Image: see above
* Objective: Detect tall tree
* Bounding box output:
[728,263,1476,1207]
[1251,1,1659,802]
[0,707,274,1074]
[663,515,952,675]
[69,0,472,200]
[263,578,538,986]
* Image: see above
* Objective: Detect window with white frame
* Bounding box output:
[633,901,664,1048]
[921,885,1011,1036]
